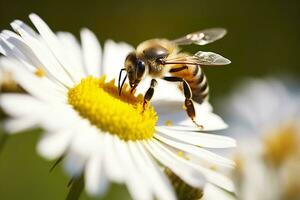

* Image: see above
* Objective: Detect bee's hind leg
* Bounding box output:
[163,76,203,129]
[143,79,157,110]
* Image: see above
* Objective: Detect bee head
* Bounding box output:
[125,52,147,87]
[118,52,147,95]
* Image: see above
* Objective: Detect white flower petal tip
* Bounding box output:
[102,39,134,80]
[36,130,71,160]
[85,155,109,196]
[28,13,42,23]
[0,94,45,133]
[202,183,236,200]
[63,152,86,177]
[155,134,235,169]
[10,19,38,37]
[3,118,37,134]
[80,27,102,77]
[156,127,236,148]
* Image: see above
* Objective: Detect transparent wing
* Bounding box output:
[163,51,231,66]
[193,51,231,65]
[171,28,227,46]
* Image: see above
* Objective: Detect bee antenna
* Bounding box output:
[119,74,127,96]
[118,68,127,96]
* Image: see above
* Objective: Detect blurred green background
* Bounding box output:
[0,0,299,199]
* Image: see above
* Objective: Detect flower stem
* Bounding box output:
[66,175,84,200]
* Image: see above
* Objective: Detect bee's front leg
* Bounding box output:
[143,79,157,110]
[163,76,203,129]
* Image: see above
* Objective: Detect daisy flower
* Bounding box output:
[222,78,300,200]
[0,14,235,200]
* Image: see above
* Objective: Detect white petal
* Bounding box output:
[145,140,205,188]
[178,113,228,131]
[0,94,46,117]
[135,78,184,103]
[0,94,46,133]
[114,138,153,200]
[85,149,109,196]
[130,142,176,200]
[156,141,235,192]
[80,28,101,77]
[64,123,102,177]
[197,166,235,192]
[103,134,124,183]
[0,30,39,71]
[70,123,103,157]
[0,69,3,83]
[102,40,134,81]
[156,127,236,148]
[64,151,86,177]
[2,29,73,86]
[6,64,66,102]
[202,183,236,200]
[148,140,234,191]
[155,134,235,168]
[0,38,5,54]
[10,19,38,38]
[0,55,67,99]
[29,13,80,83]
[4,117,38,133]
[156,101,228,131]
[37,129,72,160]
[40,106,79,131]
[57,31,86,80]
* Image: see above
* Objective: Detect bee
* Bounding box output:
[118,28,230,128]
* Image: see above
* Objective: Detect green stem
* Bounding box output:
[66,175,84,200]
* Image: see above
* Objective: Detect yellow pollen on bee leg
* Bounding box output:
[68,76,158,141]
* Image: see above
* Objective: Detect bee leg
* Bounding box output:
[143,79,157,110]
[163,76,203,129]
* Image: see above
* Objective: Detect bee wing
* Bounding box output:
[171,28,227,46]
[193,51,231,65]
[164,51,231,66]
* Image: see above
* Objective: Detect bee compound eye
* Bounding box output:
[137,61,145,71]
[136,61,146,78]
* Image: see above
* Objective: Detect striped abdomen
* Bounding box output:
[170,65,209,104]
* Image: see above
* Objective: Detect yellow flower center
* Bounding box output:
[68,76,158,141]
[263,123,299,166]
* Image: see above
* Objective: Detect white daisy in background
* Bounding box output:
[0,14,236,200]
[222,78,300,200]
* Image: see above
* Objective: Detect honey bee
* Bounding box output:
[118,28,231,128]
